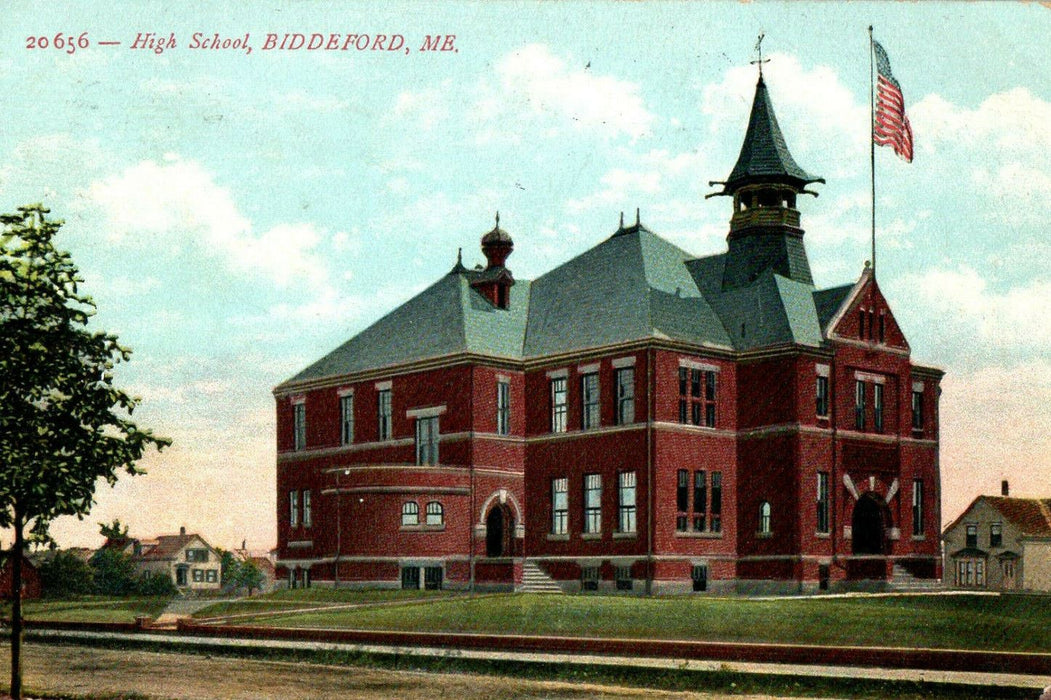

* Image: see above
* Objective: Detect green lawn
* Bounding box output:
[193,588,454,619]
[251,592,1051,653]
[6,596,171,624]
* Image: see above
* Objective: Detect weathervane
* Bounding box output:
[751,32,769,78]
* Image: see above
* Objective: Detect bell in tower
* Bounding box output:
[709,57,824,290]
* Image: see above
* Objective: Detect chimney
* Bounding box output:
[180,525,186,536]
[1001,480,1009,497]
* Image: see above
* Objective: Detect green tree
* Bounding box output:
[0,205,170,699]
[135,570,177,596]
[90,547,136,596]
[37,550,94,598]
[98,518,130,540]
[234,558,266,595]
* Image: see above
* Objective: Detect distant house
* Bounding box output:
[0,554,42,600]
[943,482,1051,592]
[233,546,278,593]
[101,527,222,591]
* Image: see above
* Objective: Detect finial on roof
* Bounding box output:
[619,211,624,229]
[636,208,640,226]
[457,247,463,265]
[449,246,468,274]
[495,211,500,228]
[751,31,769,80]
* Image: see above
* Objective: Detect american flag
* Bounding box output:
[873,40,913,163]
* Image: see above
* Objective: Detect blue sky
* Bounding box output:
[3,2,1049,550]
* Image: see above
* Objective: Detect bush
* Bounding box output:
[39,551,94,598]
[136,571,177,596]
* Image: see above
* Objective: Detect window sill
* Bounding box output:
[815,532,831,539]
[756,532,774,539]
[911,534,927,541]
[674,531,723,539]
[580,532,602,540]
[612,532,637,540]
[400,525,446,533]
[546,533,570,542]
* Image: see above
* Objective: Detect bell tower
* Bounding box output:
[709,67,824,290]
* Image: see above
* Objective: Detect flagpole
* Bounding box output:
[869,25,876,274]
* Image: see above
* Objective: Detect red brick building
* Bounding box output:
[274,75,942,594]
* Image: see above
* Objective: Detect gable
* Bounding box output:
[825,269,910,351]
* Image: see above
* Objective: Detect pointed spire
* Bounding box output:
[448,246,467,274]
[712,73,823,197]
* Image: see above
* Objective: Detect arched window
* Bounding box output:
[425,501,444,526]
[401,501,419,527]
[758,501,772,535]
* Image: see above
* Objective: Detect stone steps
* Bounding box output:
[518,560,563,594]
[889,564,942,592]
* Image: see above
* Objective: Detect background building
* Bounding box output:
[943,482,1051,592]
[274,74,942,594]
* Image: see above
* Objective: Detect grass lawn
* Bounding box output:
[251,592,1051,653]
[4,596,171,624]
[193,588,455,619]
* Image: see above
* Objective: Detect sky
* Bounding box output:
[1,2,1048,551]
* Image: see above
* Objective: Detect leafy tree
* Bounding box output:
[98,518,130,540]
[90,547,136,596]
[218,548,240,589]
[234,558,266,595]
[37,550,94,598]
[135,570,177,597]
[0,205,170,698]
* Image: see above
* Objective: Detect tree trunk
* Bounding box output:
[10,508,24,700]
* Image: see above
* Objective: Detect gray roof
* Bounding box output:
[280,224,859,387]
[718,77,823,195]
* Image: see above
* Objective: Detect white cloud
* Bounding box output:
[76,157,333,290]
[475,44,656,142]
[912,88,1051,154]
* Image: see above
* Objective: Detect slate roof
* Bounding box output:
[716,77,824,195]
[985,497,1051,538]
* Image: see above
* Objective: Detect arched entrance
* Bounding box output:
[485,505,514,557]
[852,494,885,555]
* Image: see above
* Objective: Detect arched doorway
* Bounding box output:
[852,494,885,555]
[486,505,514,557]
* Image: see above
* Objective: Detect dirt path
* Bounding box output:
[0,642,800,700]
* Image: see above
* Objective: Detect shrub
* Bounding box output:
[38,551,94,598]
[136,571,177,596]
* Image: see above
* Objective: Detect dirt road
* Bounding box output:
[0,642,799,700]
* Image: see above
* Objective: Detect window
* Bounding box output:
[186,548,209,562]
[206,569,217,583]
[401,566,420,590]
[956,559,985,588]
[680,367,716,427]
[816,375,829,418]
[289,490,299,526]
[615,565,633,591]
[551,477,568,535]
[911,389,924,431]
[817,471,830,534]
[615,368,635,425]
[415,416,439,465]
[693,470,707,532]
[758,501,772,534]
[583,473,602,534]
[691,564,708,592]
[340,394,354,445]
[704,370,717,427]
[550,377,567,433]
[676,470,689,531]
[581,566,599,591]
[878,312,886,343]
[425,501,444,526]
[424,566,443,590]
[618,471,637,533]
[854,381,865,431]
[873,383,884,433]
[581,373,599,430]
[377,389,392,441]
[401,501,419,527]
[497,381,510,435]
[965,523,977,549]
[990,523,1002,548]
[912,480,924,537]
[858,309,866,339]
[193,569,204,583]
[293,402,306,451]
[678,368,689,423]
[710,472,722,533]
[302,489,312,528]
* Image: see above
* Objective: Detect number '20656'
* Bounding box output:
[26,33,89,54]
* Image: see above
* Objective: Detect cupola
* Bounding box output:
[709,72,824,290]
[471,212,515,309]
